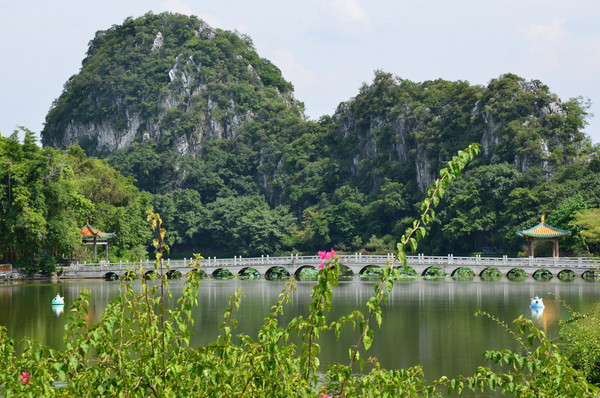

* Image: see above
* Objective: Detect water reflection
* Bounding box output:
[0,278,599,383]
[51,304,64,317]
[531,307,544,319]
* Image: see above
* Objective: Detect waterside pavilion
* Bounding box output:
[79,222,115,262]
[516,216,571,257]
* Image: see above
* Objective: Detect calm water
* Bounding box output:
[1,277,599,383]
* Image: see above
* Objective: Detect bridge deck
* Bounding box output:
[60,254,600,279]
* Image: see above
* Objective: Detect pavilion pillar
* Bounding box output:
[553,239,559,258]
[529,238,535,257]
[93,236,97,262]
[105,243,109,262]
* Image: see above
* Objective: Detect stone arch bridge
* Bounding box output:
[61,254,600,280]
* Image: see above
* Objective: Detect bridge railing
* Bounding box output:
[68,253,600,271]
[411,254,599,268]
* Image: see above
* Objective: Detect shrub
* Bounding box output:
[453,266,475,281]
[396,266,418,280]
[560,302,600,385]
[559,269,577,282]
[507,268,528,281]
[39,257,57,276]
[481,267,502,281]
[533,269,553,282]
[423,266,447,280]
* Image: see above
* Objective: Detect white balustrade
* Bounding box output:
[69,254,600,272]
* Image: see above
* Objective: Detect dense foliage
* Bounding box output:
[39,12,600,257]
[0,129,150,273]
[1,147,597,397]
[559,302,600,385]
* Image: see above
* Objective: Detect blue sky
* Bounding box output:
[2,0,600,143]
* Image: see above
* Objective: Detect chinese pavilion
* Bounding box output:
[516,216,571,257]
[79,222,115,262]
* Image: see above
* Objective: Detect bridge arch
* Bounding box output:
[558,269,576,282]
[338,264,354,277]
[507,268,528,281]
[166,269,183,279]
[189,268,207,279]
[532,269,553,281]
[104,271,119,281]
[265,266,290,281]
[123,271,137,281]
[422,266,447,278]
[211,268,234,279]
[358,265,382,277]
[395,266,418,279]
[144,270,157,279]
[479,267,501,281]
[451,267,475,280]
[294,265,317,280]
[239,267,261,280]
[582,269,600,282]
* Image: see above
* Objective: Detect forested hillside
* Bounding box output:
[0,129,150,273]
[37,12,600,259]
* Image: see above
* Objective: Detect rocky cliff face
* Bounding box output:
[332,72,587,191]
[42,12,302,157]
[41,13,589,203]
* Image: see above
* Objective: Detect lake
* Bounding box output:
[1,276,599,385]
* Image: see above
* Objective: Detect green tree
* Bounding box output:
[440,163,521,253]
[570,208,600,255]
[201,195,293,255]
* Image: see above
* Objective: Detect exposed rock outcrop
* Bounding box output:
[332,72,586,191]
[42,12,301,157]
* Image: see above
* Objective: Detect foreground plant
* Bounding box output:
[0,144,596,397]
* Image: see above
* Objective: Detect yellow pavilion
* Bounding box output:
[516,216,571,257]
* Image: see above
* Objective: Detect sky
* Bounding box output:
[1,0,600,143]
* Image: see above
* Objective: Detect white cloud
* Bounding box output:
[578,35,600,74]
[272,50,315,86]
[520,17,600,75]
[324,0,370,28]
[158,0,194,16]
[520,18,568,70]
[196,12,223,29]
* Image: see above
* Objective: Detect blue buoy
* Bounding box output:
[529,296,544,309]
[51,293,64,305]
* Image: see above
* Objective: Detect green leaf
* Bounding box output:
[363,330,374,350]
[409,237,418,253]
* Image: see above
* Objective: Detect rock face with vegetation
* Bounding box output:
[42,12,302,157]
[333,72,588,192]
[39,12,599,258]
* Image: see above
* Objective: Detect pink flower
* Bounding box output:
[318,249,337,260]
[318,249,338,270]
[321,394,332,398]
[19,371,30,385]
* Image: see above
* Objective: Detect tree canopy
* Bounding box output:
[0,129,149,273]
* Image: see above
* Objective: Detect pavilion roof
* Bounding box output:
[79,222,115,241]
[516,216,571,239]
